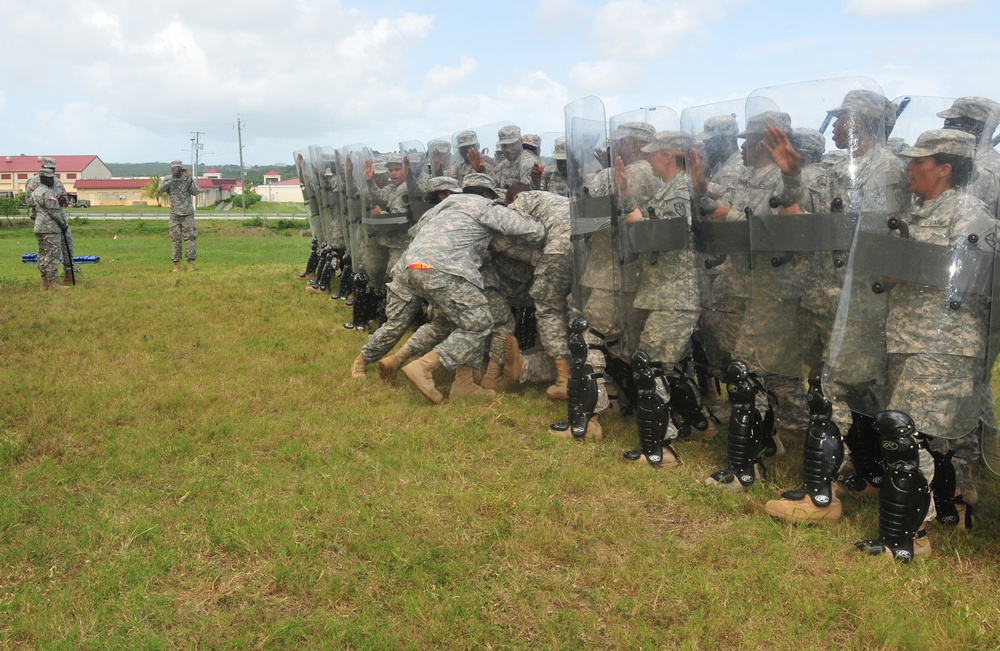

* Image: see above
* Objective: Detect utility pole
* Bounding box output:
[190,131,204,210]
[237,116,247,217]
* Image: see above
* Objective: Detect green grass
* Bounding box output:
[1,222,1000,649]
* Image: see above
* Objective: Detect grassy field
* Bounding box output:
[1,220,999,649]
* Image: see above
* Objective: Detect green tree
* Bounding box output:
[141,174,166,207]
[0,192,25,226]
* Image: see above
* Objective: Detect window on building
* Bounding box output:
[0,173,10,180]
[66,173,77,179]
[17,174,27,180]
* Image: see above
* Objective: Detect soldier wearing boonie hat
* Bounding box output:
[851,125,994,559]
[534,136,570,197]
[160,157,199,271]
[494,125,540,191]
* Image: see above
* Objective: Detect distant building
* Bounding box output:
[0,155,113,197]
[75,177,239,207]
[239,178,303,203]
[263,169,281,183]
[201,168,222,179]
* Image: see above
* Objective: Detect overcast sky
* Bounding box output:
[3,0,998,166]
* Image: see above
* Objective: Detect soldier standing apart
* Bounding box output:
[159,160,200,271]
[26,157,75,283]
[32,168,71,291]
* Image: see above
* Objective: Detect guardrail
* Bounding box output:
[64,212,309,220]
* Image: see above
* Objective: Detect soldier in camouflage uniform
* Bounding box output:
[497,185,573,398]
[700,115,744,199]
[32,168,70,291]
[849,129,995,560]
[398,175,546,404]
[492,125,541,191]
[763,88,910,524]
[363,153,412,292]
[453,130,485,186]
[26,157,75,283]
[531,137,571,197]
[159,160,200,271]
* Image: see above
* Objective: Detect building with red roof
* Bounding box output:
[0,155,112,197]
[263,169,281,183]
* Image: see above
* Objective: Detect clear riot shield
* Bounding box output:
[607,106,682,359]
[537,131,569,196]
[318,146,345,249]
[308,146,332,247]
[820,80,921,425]
[742,79,880,379]
[451,121,514,186]
[888,96,956,154]
[400,139,434,222]
[680,100,748,377]
[294,148,320,238]
[426,135,456,180]
[342,143,379,329]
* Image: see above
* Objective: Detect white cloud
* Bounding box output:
[424,56,479,92]
[845,0,973,16]
[570,60,642,95]
[592,0,741,60]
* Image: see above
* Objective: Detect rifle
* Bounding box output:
[60,227,75,285]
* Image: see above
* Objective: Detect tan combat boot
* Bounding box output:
[188,260,195,271]
[501,335,523,384]
[402,350,444,404]
[62,271,76,285]
[480,360,508,392]
[765,493,842,525]
[351,355,367,378]
[46,278,69,291]
[377,348,412,382]
[450,365,497,399]
[546,357,570,400]
[548,417,603,442]
[173,262,181,272]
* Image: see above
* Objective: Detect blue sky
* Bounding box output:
[2,0,998,165]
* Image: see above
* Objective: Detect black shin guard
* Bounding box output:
[624,351,676,466]
[668,369,712,439]
[842,411,885,494]
[709,360,773,488]
[550,318,599,439]
[346,272,371,330]
[301,237,319,277]
[782,369,843,506]
[334,255,354,301]
[856,410,930,562]
[930,449,962,526]
[514,306,538,351]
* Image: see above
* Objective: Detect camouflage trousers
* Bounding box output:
[169,215,197,262]
[517,349,558,384]
[363,241,406,293]
[529,253,572,360]
[404,268,491,371]
[485,286,515,365]
[36,232,62,280]
[360,278,425,364]
[635,308,699,368]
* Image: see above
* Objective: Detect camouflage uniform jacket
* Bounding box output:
[497,191,572,262]
[31,186,67,234]
[25,175,66,219]
[400,193,544,289]
[970,146,1000,218]
[532,166,570,197]
[706,150,743,199]
[887,188,995,357]
[586,167,614,198]
[368,180,412,249]
[493,150,540,190]
[159,174,199,217]
[620,159,662,214]
[633,173,699,311]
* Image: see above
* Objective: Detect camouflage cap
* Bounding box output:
[407,152,423,167]
[641,130,695,154]
[170,159,183,167]
[462,172,497,193]
[552,136,567,160]
[497,125,522,145]
[899,128,976,160]
[827,90,897,128]
[38,156,57,169]
[373,161,388,174]
[790,127,826,158]
[427,176,461,193]
[738,111,791,138]
[39,168,55,178]
[938,96,1000,134]
[385,152,405,166]
[611,121,656,144]
[887,137,910,156]
[429,138,452,154]
[700,114,739,141]
[522,133,540,150]
[455,130,478,148]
